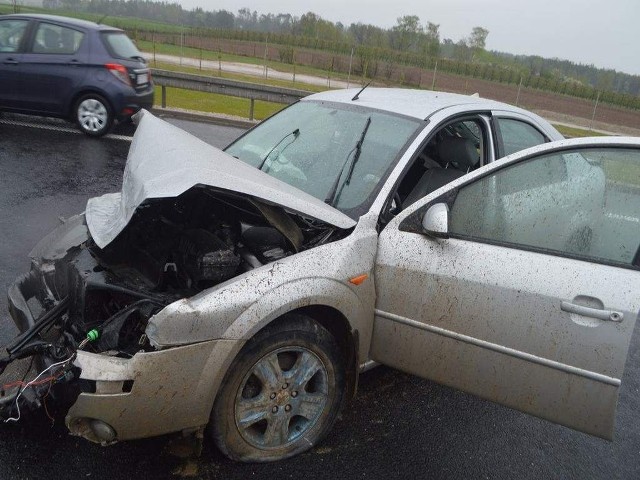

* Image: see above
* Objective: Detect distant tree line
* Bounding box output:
[52,0,640,103]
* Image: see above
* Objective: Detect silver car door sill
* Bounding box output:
[374,309,621,387]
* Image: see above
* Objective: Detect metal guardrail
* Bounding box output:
[150,69,312,120]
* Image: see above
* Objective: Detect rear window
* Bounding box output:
[101,31,142,59]
[496,118,547,158]
[33,23,84,54]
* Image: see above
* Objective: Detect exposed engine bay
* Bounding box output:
[0,186,344,422]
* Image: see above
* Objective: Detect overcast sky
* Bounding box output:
[176,0,640,75]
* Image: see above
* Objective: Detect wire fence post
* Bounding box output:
[292,50,296,86]
[263,35,268,79]
[179,27,184,66]
[161,85,167,108]
[152,31,156,67]
[347,47,354,89]
[590,90,601,131]
[516,76,523,106]
[431,59,438,90]
[249,98,255,121]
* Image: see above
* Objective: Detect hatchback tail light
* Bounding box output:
[105,63,132,86]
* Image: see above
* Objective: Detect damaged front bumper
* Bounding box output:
[1,265,242,443]
[66,338,239,443]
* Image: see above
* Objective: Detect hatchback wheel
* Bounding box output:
[211,315,345,462]
[75,94,113,137]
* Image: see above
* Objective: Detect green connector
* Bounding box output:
[86,329,100,342]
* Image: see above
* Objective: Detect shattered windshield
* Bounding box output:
[225,101,421,218]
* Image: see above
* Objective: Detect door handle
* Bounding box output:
[3,59,18,65]
[68,59,81,66]
[561,301,623,322]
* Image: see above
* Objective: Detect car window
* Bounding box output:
[225,101,421,218]
[450,147,640,266]
[496,118,547,158]
[32,23,84,54]
[101,31,142,59]
[497,151,567,195]
[0,19,29,53]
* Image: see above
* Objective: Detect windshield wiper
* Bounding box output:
[257,128,300,171]
[130,55,146,62]
[324,116,372,207]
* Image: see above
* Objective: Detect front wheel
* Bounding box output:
[211,315,345,462]
[74,94,113,137]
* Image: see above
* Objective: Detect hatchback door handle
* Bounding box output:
[561,301,623,322]
[3,59,18,65]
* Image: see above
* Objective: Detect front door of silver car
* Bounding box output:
[372,139,640,440]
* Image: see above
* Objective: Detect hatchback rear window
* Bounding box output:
[101,31,142,59]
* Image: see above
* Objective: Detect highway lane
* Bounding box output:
[0,115,638,480]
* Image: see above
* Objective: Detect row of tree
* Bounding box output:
[50,0,640,101]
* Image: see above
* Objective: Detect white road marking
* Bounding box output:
[0,118,132,142]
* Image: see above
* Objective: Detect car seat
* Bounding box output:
[403,136,480,207]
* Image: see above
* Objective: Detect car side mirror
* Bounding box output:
[422,203,449,238]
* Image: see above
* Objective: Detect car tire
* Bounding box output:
[211,314,345,462]
[74,94,113,137]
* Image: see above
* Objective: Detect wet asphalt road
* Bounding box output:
[0,115,638,480]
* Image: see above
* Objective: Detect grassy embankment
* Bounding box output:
[553,125,606,138]
[141,41,346,121]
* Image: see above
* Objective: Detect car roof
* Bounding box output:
[1,13,121,31]
[304,87,530,121]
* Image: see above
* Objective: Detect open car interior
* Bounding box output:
[393,118,486,212]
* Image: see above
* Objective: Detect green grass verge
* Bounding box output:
[138,39,355,84]
[140,40,273,68]
[152,61,322,93]
[155,87,284,120]
[553,124,608,138]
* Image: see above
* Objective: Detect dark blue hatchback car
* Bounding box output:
[0,14,153,136]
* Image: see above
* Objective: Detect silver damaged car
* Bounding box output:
[1,87,639,463]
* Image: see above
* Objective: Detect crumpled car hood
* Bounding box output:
[86,111,356,248]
